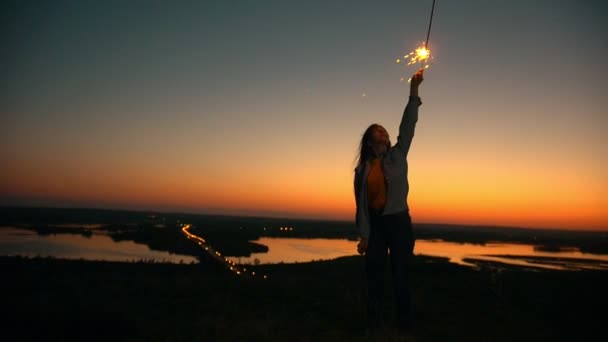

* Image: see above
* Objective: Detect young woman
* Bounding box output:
[353,69,423,331]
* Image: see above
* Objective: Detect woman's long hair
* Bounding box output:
[354,123,390,171]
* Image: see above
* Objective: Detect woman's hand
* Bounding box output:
[357,238,368,254]
[411,69,424,87]
[410,69,424,96]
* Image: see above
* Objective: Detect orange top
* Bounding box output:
[367,157,387,211]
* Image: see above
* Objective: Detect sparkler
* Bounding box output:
[396,0,437,83]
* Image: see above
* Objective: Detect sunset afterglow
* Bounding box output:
[1,1,606,231]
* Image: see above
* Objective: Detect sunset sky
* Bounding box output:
[2,1,607,230]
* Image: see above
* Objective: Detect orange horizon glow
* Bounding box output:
[2,154,606,231]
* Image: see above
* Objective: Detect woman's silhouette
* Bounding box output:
[353,69,423,332]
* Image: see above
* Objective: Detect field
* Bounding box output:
[3,254,606,342]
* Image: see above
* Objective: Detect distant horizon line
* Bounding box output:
[2,204,606,233]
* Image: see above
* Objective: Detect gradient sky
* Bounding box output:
[1,0,607,230]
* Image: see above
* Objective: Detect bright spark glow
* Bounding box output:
[416,47,429,59]
[396,43,433,83]
[404,45,431,66]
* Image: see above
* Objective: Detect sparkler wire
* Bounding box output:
[425,0,436,49]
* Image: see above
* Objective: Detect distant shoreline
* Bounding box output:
[1,204,606,233]
[2,206,607,256]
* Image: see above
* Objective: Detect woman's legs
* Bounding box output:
[365,213,388,327]
[388,210,416,330]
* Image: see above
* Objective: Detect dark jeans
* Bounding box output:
[366,208,416,330]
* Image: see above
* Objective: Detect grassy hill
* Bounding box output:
[2,254,605,341]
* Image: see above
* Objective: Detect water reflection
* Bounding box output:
[229,238,356,264]
[3,226,607,271]
[414,240,608,270]
[227,237,608,271]
[0,228,197,263]
[42,223,107,229]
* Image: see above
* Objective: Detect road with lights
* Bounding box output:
[180,224,268,279]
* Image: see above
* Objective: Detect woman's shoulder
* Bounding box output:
[386,145,407,163]
[354,160,369,174]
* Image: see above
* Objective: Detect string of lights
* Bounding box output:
[181,224,269,280]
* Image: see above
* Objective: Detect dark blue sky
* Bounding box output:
[1,0,607,229]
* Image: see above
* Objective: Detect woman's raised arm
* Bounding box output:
[395,70,424,155]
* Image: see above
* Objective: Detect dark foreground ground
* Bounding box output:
[2,255,606,342]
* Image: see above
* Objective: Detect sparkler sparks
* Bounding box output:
[396,0,437,83]
[396,43,432,83]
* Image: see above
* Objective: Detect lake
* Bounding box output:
[0,227,197,264]
[226,237,608,271]
[2,227,607,270]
